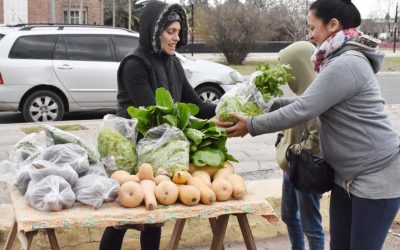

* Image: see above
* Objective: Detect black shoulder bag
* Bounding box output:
[286,123,334,193]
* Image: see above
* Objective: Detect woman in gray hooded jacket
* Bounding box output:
[225,0,400,249]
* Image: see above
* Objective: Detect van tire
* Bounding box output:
[22,90,64,122]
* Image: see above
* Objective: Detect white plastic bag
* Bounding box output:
[0,160,19,186]
[97,114,138,173]
[73,174,119,208]
[8,133,43,163]
[44,125,99,163]
[33,144,90,174]
[29,160,78,185]
[137,124,190,175]
[25,175,76,212]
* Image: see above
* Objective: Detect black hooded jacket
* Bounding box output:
[116,0,216,119]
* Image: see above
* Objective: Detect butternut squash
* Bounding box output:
[213,166,234,181]
[154,175,171,185]
[137,163,155,181]
[110,170,132,185]
[189,163,220,178]
[192,170,212,187]
[118,181,144,208]
[187,176,216,205]
[140,180,157,210]
[172,171,192,184]
[178,185,200,206]
[155,181,179,205]
[227,174,247,200]
[211,179,233,201]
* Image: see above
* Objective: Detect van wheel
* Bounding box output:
[22,90,64,122]
[196,85,223,104]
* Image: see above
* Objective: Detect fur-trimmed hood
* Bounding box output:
[139,0,188,54]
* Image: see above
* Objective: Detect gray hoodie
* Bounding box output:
[248,41,400,199]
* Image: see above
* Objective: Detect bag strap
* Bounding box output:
[298,122,309,148]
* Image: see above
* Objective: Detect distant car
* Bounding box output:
[0,24,242,122]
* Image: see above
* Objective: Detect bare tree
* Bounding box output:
[196,0,261,64]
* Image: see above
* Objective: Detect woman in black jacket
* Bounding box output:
[100,1,227,249]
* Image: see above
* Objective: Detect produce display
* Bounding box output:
[6,87,248,212]
[216,63,294,123]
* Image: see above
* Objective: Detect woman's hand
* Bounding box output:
[226,113,249,137]
[209,116,233,128]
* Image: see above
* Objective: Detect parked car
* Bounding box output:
[0,24,242,122]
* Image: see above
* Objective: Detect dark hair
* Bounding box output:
[309,0,361,29]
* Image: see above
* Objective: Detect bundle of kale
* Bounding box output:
[128,88,237,169]
[216,63,294,123]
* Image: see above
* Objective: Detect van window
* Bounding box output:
[112,35,138,61]
[64,35,114,62]
[9,35,58,59]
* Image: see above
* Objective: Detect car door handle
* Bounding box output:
[57,64,73,70]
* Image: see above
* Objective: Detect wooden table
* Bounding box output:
[4,187,278,250]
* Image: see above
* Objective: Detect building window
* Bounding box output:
[63,10,87,24]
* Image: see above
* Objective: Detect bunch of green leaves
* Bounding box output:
[127,87,237,167]
[255,63,294,101]
[127,88,199,135]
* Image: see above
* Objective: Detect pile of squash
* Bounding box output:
[110,162,247,210]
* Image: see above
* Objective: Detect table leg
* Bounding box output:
[168,218,186,250]
[235,214,257,250]
[4,220,17,250]
[25,231,36,250]
[46,229,60,250]
[209,218,225,250]
[210,214,230,250]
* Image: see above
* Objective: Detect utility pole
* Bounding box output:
[394,2,398,53]
[49,0,56,23]
[79,0,84,24]
[113,0,116,27]
[128,0,132,30]
[191,1,194,56]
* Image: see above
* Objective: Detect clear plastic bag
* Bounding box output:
[137,124,190,175]
[44,125,99,163]
[97,114,138,174]
[216,71,272,122]
[29,160,78,185]
[0,160,19,186]
[25,175,76,212]
[14,164,34,194]
[33,144,90,174]
[8,133,44,163]
[80,163,108,177]
[73,174,119,208]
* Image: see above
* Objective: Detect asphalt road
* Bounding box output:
[0,73,398,124]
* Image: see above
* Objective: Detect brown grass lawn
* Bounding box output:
[223,57,400,75]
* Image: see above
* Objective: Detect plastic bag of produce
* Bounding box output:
[25,175,76,212]
[33,144,90,174]
[29,160,78,185]
[0,160,18,186]
[44,125,99,163]
[73,174,119,208]
[137,124,190,175]
[216,73,265,123]
[97,114,138,174]
[80,162,108,177]
[8,133,44,163]
[14,164,35,194]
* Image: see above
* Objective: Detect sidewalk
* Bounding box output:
[182,50,400,62]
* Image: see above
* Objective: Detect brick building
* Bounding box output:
[0,0,104,25]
